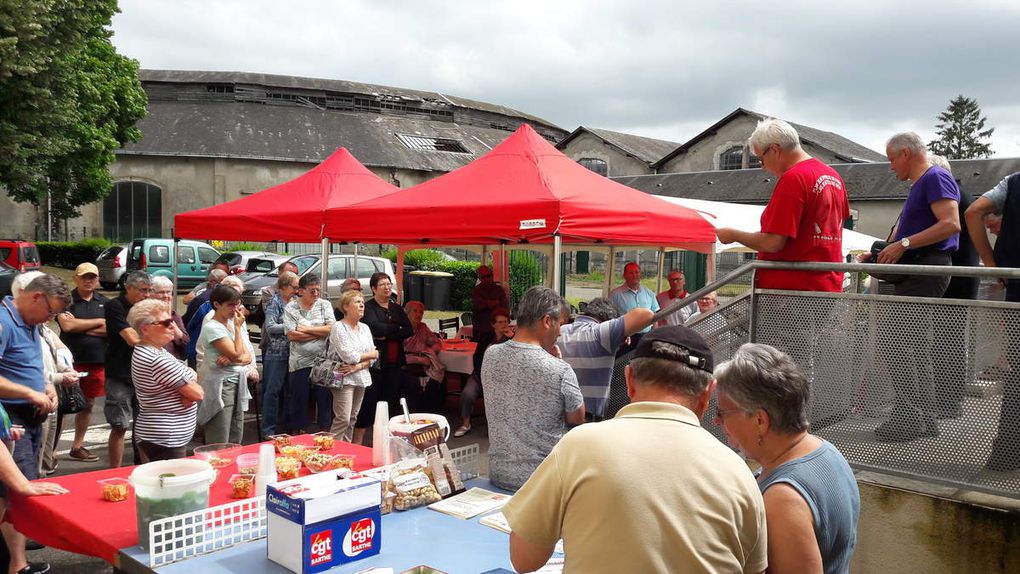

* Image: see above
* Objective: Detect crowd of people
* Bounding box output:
[0,116,1016,573]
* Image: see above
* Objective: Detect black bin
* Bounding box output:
[422,271,454,311]
[406,270,427,304]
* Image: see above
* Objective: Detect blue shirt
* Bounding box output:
[0,296,45,404]
[262,293,290,360]
[609,284,659,333]
[185,301,213,359]
[758,440,861,574]
[557,316,626,417]
[894,165,961,252]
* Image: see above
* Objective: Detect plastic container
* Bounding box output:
[389,413,450,442]
[99,477,131,502]
[129,459,216,550]
[228,474,255,499]
[236,453,260,475]
[254,444,276,498]
[312,432,336,451]
[373,401,390,466]
[193,442,241,469]
[269,434,293,453]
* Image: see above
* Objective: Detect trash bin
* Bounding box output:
[406,270,427,304]
[421,271,454,311]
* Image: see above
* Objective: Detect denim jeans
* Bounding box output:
[261,357,288,437]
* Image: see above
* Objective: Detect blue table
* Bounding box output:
[117,479,517,574]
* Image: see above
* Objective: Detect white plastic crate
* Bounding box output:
[148,495,267,567]
[449,443,480,480]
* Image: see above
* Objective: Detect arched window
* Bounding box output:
[103,181,162,241]
[719,146,744,170]
[578,158,608,177]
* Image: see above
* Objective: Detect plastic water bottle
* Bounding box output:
[255,443,276,497]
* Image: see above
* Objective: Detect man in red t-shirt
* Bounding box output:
[716,119,850,292]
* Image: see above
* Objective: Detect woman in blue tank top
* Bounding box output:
[714,343,860,574]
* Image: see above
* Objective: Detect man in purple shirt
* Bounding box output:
[871,132,961,443]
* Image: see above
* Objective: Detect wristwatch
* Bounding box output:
[900,237,911,249]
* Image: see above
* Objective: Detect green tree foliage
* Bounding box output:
[0,0,147,218]
[927,95,994,159]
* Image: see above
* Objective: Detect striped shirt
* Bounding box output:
[558,316,626,418]
[131,344,197,448]
[283,298,335,372]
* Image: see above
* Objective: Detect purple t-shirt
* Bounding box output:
[894,165,960,252]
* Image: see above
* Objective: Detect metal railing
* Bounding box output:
[661,260,1020,499]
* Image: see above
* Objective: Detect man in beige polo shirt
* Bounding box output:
[503,326,767,574]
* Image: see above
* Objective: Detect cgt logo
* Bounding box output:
[342,518,376,556]
[309,530,332,566]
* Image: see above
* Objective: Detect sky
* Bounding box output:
[110,0,1020,158]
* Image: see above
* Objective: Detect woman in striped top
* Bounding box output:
[127,299,204,461]
[715,343,860,574]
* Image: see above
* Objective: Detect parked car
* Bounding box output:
[240,253,397,318]
[125,238,221,289]
[0,239,41,273]
[235,254,292,283]
[214,251,284,276]
[95,244,130,290]
[0,261,17,299]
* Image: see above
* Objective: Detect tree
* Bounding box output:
[927,95,994,159]
[0,0,147,219]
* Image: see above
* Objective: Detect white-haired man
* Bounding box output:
[716,118,850,292]
[867,132,960,443]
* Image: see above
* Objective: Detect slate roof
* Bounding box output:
[119,70,567,172]
[650,108,886,169]
[614,157,1020,203]
[556,126,680,165]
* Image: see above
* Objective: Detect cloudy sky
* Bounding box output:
[111,0,1020,158]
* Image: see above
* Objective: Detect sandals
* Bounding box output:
[453,424,472,438]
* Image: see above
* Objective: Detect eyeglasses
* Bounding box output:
[151,318,175,328]
[714,408,747,424]
[755,145,775,163]
[39,295,61,318]
[375,282,392,288]
[131,286,152,294]
[153,290,173,296]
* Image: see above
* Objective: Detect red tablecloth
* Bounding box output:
[7,437,373,565]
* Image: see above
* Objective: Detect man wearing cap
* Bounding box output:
[471,265,509,340]
[55,263,109,463]
[504,326,767,574]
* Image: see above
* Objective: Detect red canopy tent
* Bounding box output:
[323,124,717,250]
[174,148,398,242]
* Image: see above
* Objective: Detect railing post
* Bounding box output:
[748,268,758,343]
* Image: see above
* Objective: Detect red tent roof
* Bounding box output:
[324,125,717,250]
[174,148,398,242]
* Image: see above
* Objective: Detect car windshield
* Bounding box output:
[22,246,40,263]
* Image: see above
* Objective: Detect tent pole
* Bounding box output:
[553,235,563,296]
[655,248,665,294]
[320,238,329,301]
[396,246,405,305]
[353,243,359,285]
[707,245,717,283]
[605,247,616,297]
[172,238,180,314]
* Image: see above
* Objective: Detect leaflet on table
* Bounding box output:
[428,487,511,519]
[479,511,564,554]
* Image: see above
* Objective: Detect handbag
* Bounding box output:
[57,382,87,415]
[309,338,348,389]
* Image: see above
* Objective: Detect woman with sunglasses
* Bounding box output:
[127,299,204,461]
[714,343,859,574]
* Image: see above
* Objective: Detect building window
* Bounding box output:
[719,146,744,170]
[578,158,608,177]
[396,133,470,153]
[103,181,162,241]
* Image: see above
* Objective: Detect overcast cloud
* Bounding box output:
[111,0,1020,157]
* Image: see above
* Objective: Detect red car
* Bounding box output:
[0,239,41,273]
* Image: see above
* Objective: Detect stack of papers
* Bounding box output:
[427,487,511,519]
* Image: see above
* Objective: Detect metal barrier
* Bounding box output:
[667,260,1020,498]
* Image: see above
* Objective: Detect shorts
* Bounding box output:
[104,377,136,430]
[74,362,106,400]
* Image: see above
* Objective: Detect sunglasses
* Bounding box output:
[151,318,175,328]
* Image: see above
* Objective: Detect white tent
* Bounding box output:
[654,195,881,254]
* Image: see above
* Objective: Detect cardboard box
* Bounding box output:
[267,472,382,573]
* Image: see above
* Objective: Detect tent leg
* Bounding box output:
[499,243,509,305]
[655,248,665,294]
[172,238,180,313]
[604,247,616,297]
[353,243,359,284]
[553,235,563,297]
[396,246,405,305]
[320,238,329,301]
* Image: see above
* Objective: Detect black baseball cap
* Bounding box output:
[633,326,714,373]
